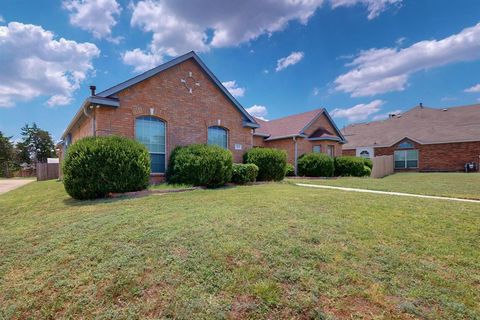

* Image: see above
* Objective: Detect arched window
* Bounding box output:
[398,140,414,149]
[208,126,228,149]
[360,150,370,158]
[135,116,166,173]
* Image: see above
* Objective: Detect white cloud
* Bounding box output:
[331,99,384,122]
[0,22,99,107]
[330,0,401,20]
[63,0,122,40]
[246,105,268,120]
[395,36,406,46]
[464,83,480,93]
[313,87,320,96]
[0,15,5,23]
[276,51,304,72]
[222,80,245,98]
[335,22,480,97]
[372,109,402,121]
[263,69,269,74]
[124,0,397,71]
[122,48,163,73]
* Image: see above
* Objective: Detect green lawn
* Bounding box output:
[1,180,479,319]
[292,172,480,200]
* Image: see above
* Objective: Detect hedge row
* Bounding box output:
[296,154,372,177]
[243,148,287,181]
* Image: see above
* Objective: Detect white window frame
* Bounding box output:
[135,116,167,174]
[394,149,419,169]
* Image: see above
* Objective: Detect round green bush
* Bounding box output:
[297,153,334,177]
[363,165,372,177]
[362,157,373,169]
[231,163,259,184]
[63,136,150,200]
[334,156,368,177]
[285,163,295,176]
[243,147,287,181]
[167,144,233,187]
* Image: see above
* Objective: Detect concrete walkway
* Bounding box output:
[0,179,35,195]
[296,183,480,204]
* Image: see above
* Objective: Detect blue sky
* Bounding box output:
[1,0,480,142]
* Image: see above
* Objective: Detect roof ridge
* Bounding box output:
[266,107,324,123]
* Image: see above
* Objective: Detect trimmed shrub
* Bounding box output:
[285,163,295,176]
[362,157,373,169]
[167,144,233,187]
[334,156,368,177]
[243,148,287,181]
[297,153,334,177]
[63,136,150,200]
[363,165,372,177]
[231,163,259,184]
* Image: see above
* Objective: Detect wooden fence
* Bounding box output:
[36,163,59,181]
[370,155,394,178]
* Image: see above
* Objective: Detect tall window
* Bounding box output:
[313,145,321,153]
[135,116,166,173]
[208,126,228,149]
[394,150,418,169]
[327,145,334,157]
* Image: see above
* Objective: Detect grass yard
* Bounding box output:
[292,172,480,200]
[1,180,479,319]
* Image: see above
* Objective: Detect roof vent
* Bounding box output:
[419,102,423,108]
[89,85,96,96]
[388,113,396,118]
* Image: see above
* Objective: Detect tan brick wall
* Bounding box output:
[375,140,480,171]
[76,58,253,167]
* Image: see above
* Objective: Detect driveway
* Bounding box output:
[0,178,35,195]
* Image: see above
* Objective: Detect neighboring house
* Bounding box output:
[60,51,258,182]
[60,51,346,181]
[342,104,480,172]
[253,109,346,172]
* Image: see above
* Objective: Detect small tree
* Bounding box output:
[17,123,55,164]
[0,131,15,177]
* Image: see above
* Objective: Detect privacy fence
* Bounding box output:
[36,163,59,181]
[371,155,394,178]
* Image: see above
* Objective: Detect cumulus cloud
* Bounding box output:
[331,99,384,122]
[246,105,268,120]
[464,83,480,93]
[371,109,402,121]
[122,48,163,73]
[335,22,480,97]
[222,80,245,98]
[313,87,320,96]
[330,0,401,20]
[123,0,398,71]
[276,51,304,72]
[0,15,5,23]
[63,0,122,40]
[0,22,99,107]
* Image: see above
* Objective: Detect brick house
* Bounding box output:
[252,108,346,173]
[60,51,259,182]
[60,51,346,180]
[342,104,480,172]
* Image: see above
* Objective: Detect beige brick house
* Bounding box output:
[342,104,480,172]
[60,51,345,180]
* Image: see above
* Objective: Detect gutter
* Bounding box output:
[265,133,307,141]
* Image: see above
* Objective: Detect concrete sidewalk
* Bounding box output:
[296,183,480,204]
[0,179,35,195]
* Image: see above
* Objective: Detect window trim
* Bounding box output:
[207,125,229,149]
[394,149,419,169]
[135,115,167,174]
[327,145,335,157]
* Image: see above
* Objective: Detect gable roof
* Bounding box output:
[97,51,258,127]
[342,104,480,149]
[254,108,346,142]
[62,51,258,140]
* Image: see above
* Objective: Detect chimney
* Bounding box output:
[388,113,396,118]
[419,102,423,108]
[89,85,96,96]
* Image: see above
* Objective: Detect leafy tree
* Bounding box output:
[0,131,15,177]
[17,123,55,164]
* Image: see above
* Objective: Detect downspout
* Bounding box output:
[293,136,298,176]
[82,105,96,137]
